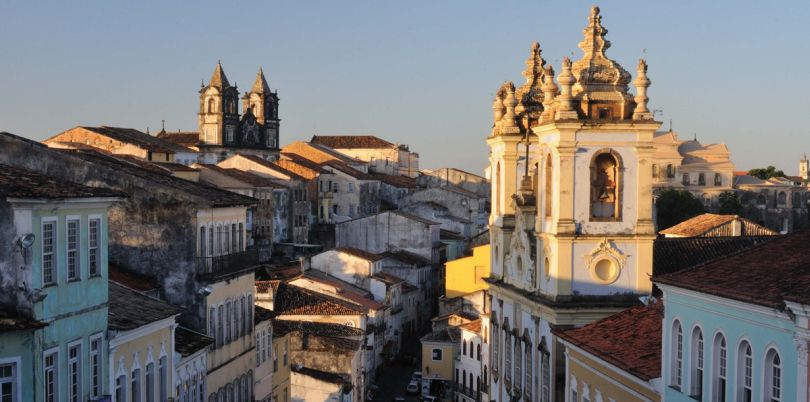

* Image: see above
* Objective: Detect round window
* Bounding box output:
[593,259,618,283]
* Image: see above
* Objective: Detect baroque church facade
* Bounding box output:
[196,62,281,163]
[485,7,660,402]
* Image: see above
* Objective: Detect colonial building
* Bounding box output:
[659,213,778,238]
[419,168,491,201]
[655,230,810,402]
[486,7,661,401]
[734,173,809,232]
[310,135,420,178]
[44,125,196,164]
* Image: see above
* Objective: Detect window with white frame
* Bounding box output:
[68,343,81,402]
[131,367,141,402]
[208,227,214,257]
[247,294,254,332]
[0,361,18,402]
[115,374,126,402]
[266,331,272,363]
[514,338,522,391]
[691,327,704,399]
[670,320,683,389]
[217,305,224,347]
[209,307,217,350]
[712,334,727,402]
[235,299,242,340]
[159,356,167,402]
[764,349,781,402]
[89,218,100,276]
[44,350,58,402]
[570,376,578,402]
[145,362,155,402]
[225,300,232,344]
[67,218,80,281]
[42,219,56,286]
[737,341,753,402]
[256,332,262,366]
[231,223,237,253]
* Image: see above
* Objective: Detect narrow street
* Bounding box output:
[372,336,423,402]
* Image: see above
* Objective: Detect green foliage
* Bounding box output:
[656,189,705,231]
[748,166,786,180]
[718,191,743,215]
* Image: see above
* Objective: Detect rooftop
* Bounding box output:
[0,163,124,200]
[653,236,774,278]
[332,247,385,262]
[421,327,461,343]
[554,301,663,382]
[382,249,432,266]
[368,173,418,189]
[310,135,396,149]
[174,327,214,357]
[458,319,482,334]
[198,164,284,188]
[108,282,183,331]
[292,366,352,386]
[109,264,160,293]
[232,154,307,181]
[49,126,192,153]
[659,213,778,237]
[272,319,364,338]
[273,283,366,316]
[0,308,46,331]
[655,229,810,308]
[155,130,199,148]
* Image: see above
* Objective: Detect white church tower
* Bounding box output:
[487,7,661,402]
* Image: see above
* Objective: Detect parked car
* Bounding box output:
[411,371,422,383]
[406,380,420,395]
[393,397,405,402]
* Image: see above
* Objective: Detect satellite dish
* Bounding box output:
[17,233,35,249]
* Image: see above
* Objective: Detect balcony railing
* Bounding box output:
[196,248,260,278]
[454,385,481,402]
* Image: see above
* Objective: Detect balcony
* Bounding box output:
[454,385,481,402]
[196,248,260,279]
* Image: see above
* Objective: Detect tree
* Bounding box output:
[748,166,786,180]
[718,191,743,215]
[656,189,705,231]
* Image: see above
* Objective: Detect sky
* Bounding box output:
[1,1,809,175]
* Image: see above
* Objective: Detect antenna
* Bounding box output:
[669,119,673,132]
[161,120,165,131]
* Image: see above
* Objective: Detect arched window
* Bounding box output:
[524,340,533,400]
[714,173,722,186]
[541,349,550,402]
[712,334,727,402]
[764,349,782,402]
[491,315,499,380]
[477,344,481,361]
[670,320,683,389]
[462,369,466,389]
[667,164,675,178]
[470,342,474,358]
[778,191,787,206]
[690,327,704,398]
[683,173,690,186]
[737,341,753,402]
[698,173,706,186]
[503,330,512,385]
[208,98,215,113]
[591,151,620,219]
[463,340,467,356]
[544,155,553,217]
[514,337,522,391]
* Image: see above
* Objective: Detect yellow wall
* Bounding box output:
[566,346,660,402]
[445,245,490,298]
[421,342,454,381]
[109,320,175,402]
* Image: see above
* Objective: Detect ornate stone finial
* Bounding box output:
[516,41,548,126]
[591,5,600,17]
[633,58,653,120]
[502,82,518,128]
[555,57,578,120]
[540,65,558,122]
[492,93,505,124]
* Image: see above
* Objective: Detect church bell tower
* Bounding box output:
[198,62,240,146]
[242,67,280,149]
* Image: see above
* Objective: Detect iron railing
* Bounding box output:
[196,248,259,278]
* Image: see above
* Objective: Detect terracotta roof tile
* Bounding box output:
[108,282,183,331]
[255,280,282,294]
[459,319,482,333]
[273,319,364,338]
[310,135,395,149]
[174,327,213,357]
[655,230,810,308]
[274,283,366,316]
[0,163,124,200]
[555,301,663,382]
[254,305,275,324]
[155,131,199,148]
[282,141,359,164]
[369,173,418,188]
[109,264,160,292]
[653,236,774,278]
[55,126,192,153]
[199,164,285,188]
[232,154,307,181]
[659,213,778,237]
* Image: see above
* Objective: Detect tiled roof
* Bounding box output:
[272,319,364,338]
[298,271,385,310]
[174,326,213,357]
[382,249,432,266]
[273,283,366,316]
[332,247,385,262]
[401,282,418,293]
[255,305,275,324]
[659,213,777,237]
[391,210,440,226]
[109,264,160,292]
[234,154,307,181]
[653,236,774,278]
[108,282,182,331]
[275,158,326,180]
[655,230,810,308]
[0,163,124,200]
[369,173,418,189]
[255,280,282,294]
[64,149,256,207]
[321,160,372,180]
[282,141,359,164]
[151,162,199,172]
[292,366,352,386]
[440,229,465,241]
[310,135,395,149]
[554,301,663,382]
[421,327,461,343]
[459,319,482,333]
[200,164,284,188]
[0,308,47,331]
[63,126,191,153]
[155,131,199,148]
[371,272,406,286]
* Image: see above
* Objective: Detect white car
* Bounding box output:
[406,380,420,395]
[411,371,422,383]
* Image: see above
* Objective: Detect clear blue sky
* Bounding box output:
[2,1,808,174]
